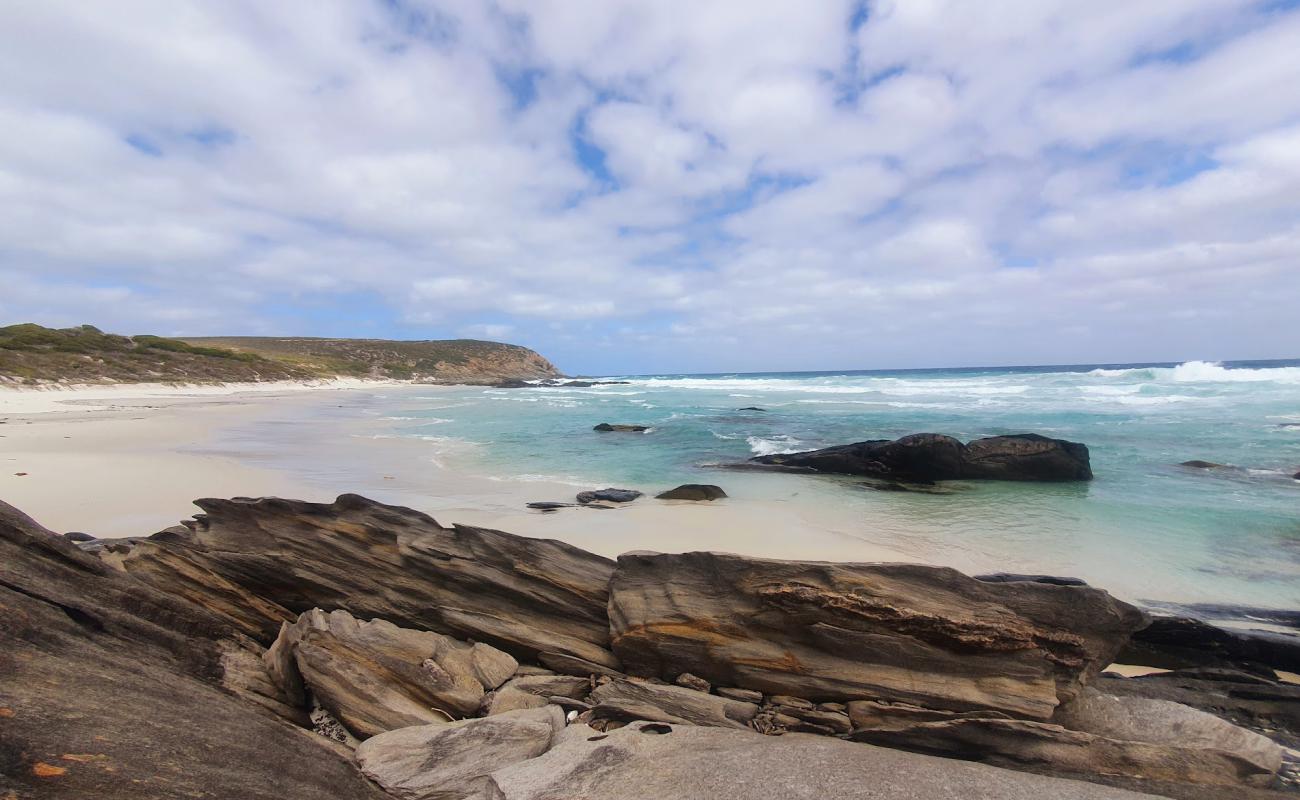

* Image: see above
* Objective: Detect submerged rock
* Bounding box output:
[608,551,1146,720]
[655,484,727,501]
[1180,460,1234,469]
[748,432,1092,482]
[594,423,649,432]
[576,488,643,504]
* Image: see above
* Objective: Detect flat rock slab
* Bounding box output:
[588,679,758,728]
[357,706,565,800]
[487,721,1160,800]
[609,551,1146,720]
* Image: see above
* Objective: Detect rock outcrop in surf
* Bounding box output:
[746,432,1093,482]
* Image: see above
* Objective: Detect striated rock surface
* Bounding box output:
[609,551,1146,720]
[265,608,517,737]
[356,706,565,800]
[487,721,1161,800]
[101,494,619,669]
[0,499,386,800]
[749,432,1092,481]
[587,679,759,729]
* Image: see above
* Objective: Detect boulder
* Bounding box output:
[749,432,1092,482]
[0,499,389,800]
[656,484,727,501]
[608,552,1146,720]
[264,608,518,736]
[576,488,642,504]
[487,721,1160,800]
[1055,688,1283,781]
[102,494,620,669]
[356,706,565,800]
[854,709,1280,790]
[593,423,649,432]
[503,674,593,700]
[1119,614,1300,673]
[587,679,759,729]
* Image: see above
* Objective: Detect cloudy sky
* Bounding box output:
[2,1,1299,374]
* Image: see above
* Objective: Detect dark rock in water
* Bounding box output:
[493,378,533,388]
[736,406,766,412]
[862,479,956,494]
[608,551,1146,720]
[655,484,727,501]
[1180,460,1233,469]
[976,573,1089,587]
[749,432,1092,482]
[104,494,620,669]
[526,501,575,510]
[577,488,643,504]
[62,530,96,542]
[1119,614,1300,673]
[0,499,390,800]
[1293,470,1300,480]
[594,423,649,432]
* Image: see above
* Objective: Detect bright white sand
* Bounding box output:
[0,381,920,566]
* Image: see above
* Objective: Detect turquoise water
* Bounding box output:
[360,360,1300,610]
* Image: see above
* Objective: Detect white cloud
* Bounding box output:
[2,0,1299,372]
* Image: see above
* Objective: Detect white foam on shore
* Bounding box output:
[747,434,805,456]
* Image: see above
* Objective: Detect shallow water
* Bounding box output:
[227,360,1300,611]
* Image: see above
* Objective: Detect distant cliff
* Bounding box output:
[0,324,560,386]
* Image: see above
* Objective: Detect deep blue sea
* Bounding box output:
[310,359,1300,612]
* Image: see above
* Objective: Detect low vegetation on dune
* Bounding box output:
[0,324,559,386]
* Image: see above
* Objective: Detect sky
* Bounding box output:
[2,1,1300,375]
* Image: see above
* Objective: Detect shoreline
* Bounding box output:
[3,380,1297,615]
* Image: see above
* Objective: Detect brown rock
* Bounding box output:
[609,552,1146,720]
[104,494,619,669]
[483,685,550,716]
[717,687,763,703]
[675,672,711,692]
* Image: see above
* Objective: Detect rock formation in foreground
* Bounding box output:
[4,494,1294,799]
[748,432,1093,481]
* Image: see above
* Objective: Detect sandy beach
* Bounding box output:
[0,381,921,566]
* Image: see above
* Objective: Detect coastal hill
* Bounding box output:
[0,323,559,386]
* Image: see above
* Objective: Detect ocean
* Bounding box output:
[236,359,1300,613]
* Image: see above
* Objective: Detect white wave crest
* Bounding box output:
[747,435,805,456]
[1168,361,1300,383]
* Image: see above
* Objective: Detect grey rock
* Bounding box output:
[487,721,1160,799]
[356,706,565,800]
[1055,688,1283,781]
[483,685,550,716]
[656,484,728,501]
[594,423,649,432]
[576,487,643,504]
[588,679,759,729]
[609,551,1146,720]
[855,712,1281,789]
